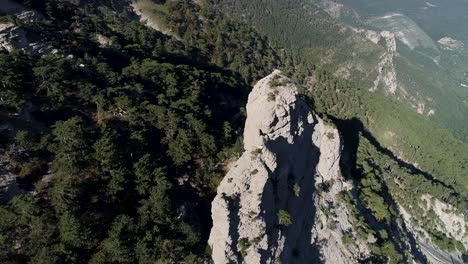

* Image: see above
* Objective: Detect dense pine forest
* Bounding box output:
[0,0,281,262]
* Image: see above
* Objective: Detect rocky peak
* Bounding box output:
[208,71,360,263]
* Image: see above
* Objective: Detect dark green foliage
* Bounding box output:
[349,134,466,256]
[277,209,292,227]
[212,0,382,82]
[7,130,49,180]
[237,237,250,257]
[342,233,352,246]
[157,0,280,84]
[269,75,289,87]
[0,0,280,262]
[251,148,262,157]
[292,183,300,197]
[0,50,35,110]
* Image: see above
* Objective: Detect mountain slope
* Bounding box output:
[0,0,281,262]
[311,0,468,141]
[211,0,468,196]
[210,71,467,263]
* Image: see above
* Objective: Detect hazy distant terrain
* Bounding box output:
[341,0,468,41]
[314,0,468,142]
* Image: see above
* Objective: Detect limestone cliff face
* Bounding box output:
[208,71,362,263]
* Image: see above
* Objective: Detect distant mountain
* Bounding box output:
[212,0,468,142]
[213,0,467,192]
[313,0,468,142]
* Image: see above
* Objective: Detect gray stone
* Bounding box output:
[209,71,363,263]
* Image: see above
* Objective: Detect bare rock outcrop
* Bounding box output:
[0,1,54,54]
[0,23,54,53]
[0,158,25,204]
[352,28,398,94]
[397,195,467,264]
[209,71,361,263]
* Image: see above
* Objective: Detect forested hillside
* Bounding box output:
[306,71,468,260]
[308,70,468,196]
[312,0,468,143]
[211,0,383,84]
[211,0,468,196]
[0,0,280,262]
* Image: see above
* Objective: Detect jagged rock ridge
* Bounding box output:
[208,71,363,263]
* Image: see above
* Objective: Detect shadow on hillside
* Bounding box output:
[331,117,430,263]
[333,117,458,194]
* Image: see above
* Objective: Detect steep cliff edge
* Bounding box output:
[208,71,364,263]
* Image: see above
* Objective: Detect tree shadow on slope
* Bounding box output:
[332,116,429,263]
[335,117,458,194]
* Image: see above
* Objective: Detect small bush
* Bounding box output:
[326,132,335,140]
[209,175,223,192]
[327,220,337,230]
[238,238,250,257]
[292,183,300,197]
[357,227,370,240]
[379,229,388,240]
[230,193,238,201]
[342,233,352,246]
[251,148,262,157]
[0,15,14,24]
[269,75,282,87]
[277,210,292,227]
[267,92,276,102]
[251,169,259,175]
[252,236,262,244]
[316,179,335,193]
[270,75,289,87]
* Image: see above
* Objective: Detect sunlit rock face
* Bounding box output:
[208,71,359,264]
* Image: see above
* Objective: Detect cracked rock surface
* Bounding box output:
[209,70,357,263]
